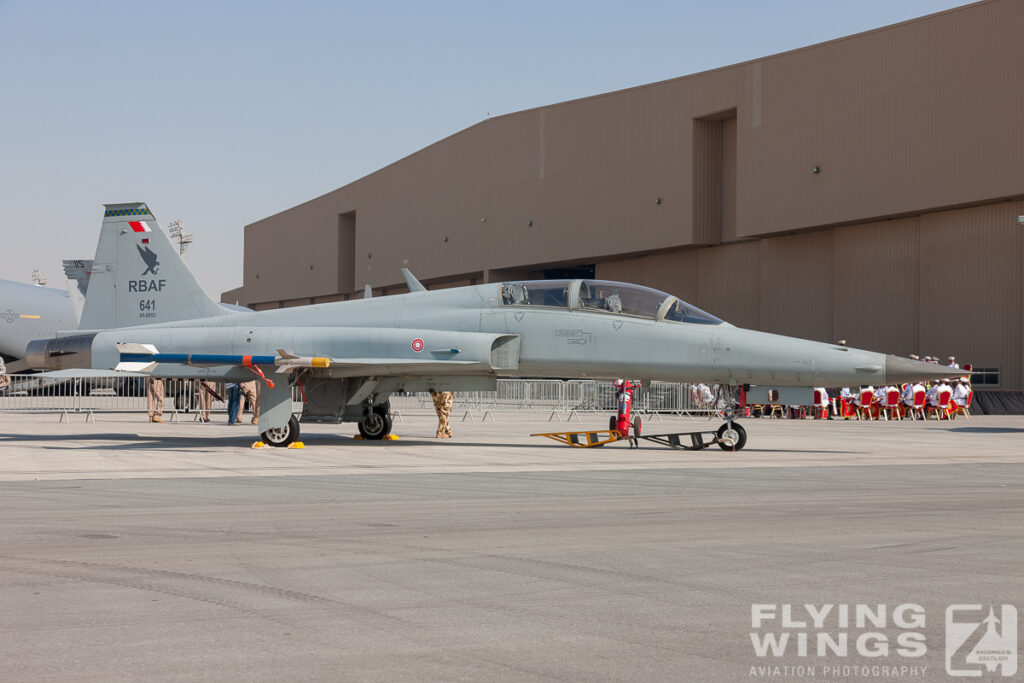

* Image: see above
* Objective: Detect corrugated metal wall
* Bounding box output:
[832,217,920,355]
[241,1,1024,304]
[917,203,1023,389]
[596,250,699,305]
[696,241,760,329]
[594,200,1024,388]
[232,1,1024,389]
[758,232,834,342]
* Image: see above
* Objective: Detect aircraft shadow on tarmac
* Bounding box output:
[0,432,559,451]
[948,426,1024,434]
[0,431,854,454]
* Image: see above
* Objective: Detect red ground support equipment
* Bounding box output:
[610,379,642,443]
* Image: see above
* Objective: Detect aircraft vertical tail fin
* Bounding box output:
[62,258,92,326]
[78,203,227,330]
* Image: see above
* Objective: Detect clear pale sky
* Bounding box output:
[0,0,969,299]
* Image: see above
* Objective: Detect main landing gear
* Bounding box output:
[357,401,393,440]
[261,415,301,447]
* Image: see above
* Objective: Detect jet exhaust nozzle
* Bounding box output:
[26,334,97,371]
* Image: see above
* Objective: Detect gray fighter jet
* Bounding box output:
[1,257,247,371]
[28,203,962,447]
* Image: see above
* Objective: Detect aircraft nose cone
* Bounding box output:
[884,355,965,384]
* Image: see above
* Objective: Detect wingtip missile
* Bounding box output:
[116,345,330,374]
[273,352,331,373]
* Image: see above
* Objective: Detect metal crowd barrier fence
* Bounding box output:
[392,379,714,416]
[0,374,717,419]
[0,375,303,421]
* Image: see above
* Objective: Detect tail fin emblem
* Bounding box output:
[136,244,160,275]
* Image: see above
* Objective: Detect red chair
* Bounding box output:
[883,389,902,421]
[765,389,784,418]
[953,390,973,420]
[856,390,876,420]
[812,389,829,419]
[909,390,926,421]
[961,363,973,384]
[928,389,953,420]
[840,397,857,419]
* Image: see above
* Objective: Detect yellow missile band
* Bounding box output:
[19,314,41,319]
[312,357,330,368]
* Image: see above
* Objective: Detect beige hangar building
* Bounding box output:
[223,0,1024,393]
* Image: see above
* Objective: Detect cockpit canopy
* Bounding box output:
[499,279,723,325]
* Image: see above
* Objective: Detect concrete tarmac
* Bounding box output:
[1,412,1023,681]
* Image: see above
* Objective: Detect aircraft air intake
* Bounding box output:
[489,335,521,371]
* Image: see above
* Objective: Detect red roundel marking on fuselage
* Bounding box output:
[411,338,424,352]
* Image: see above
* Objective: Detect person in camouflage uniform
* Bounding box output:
[431,389,454,438]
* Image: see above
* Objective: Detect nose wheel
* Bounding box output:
[716,422,747,451]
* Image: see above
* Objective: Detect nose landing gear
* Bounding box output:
[358,402,393,440]
[716,421,747,451]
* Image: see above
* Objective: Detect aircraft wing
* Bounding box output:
[114,344,483,378]
[284,358,481,377]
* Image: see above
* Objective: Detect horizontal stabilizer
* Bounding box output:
[62,259,93,282]
[116,342,159,355]
[35,368,145,378]
[115,361,157,373]
[113,342,160,371]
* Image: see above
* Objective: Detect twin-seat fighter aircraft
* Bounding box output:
[28,203,962,447]
[1,259,247,373]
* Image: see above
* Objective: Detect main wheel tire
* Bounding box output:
[261,415,300,447]
[358,407,393,440]
[716,422,747,452]
[632,416,642,437]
